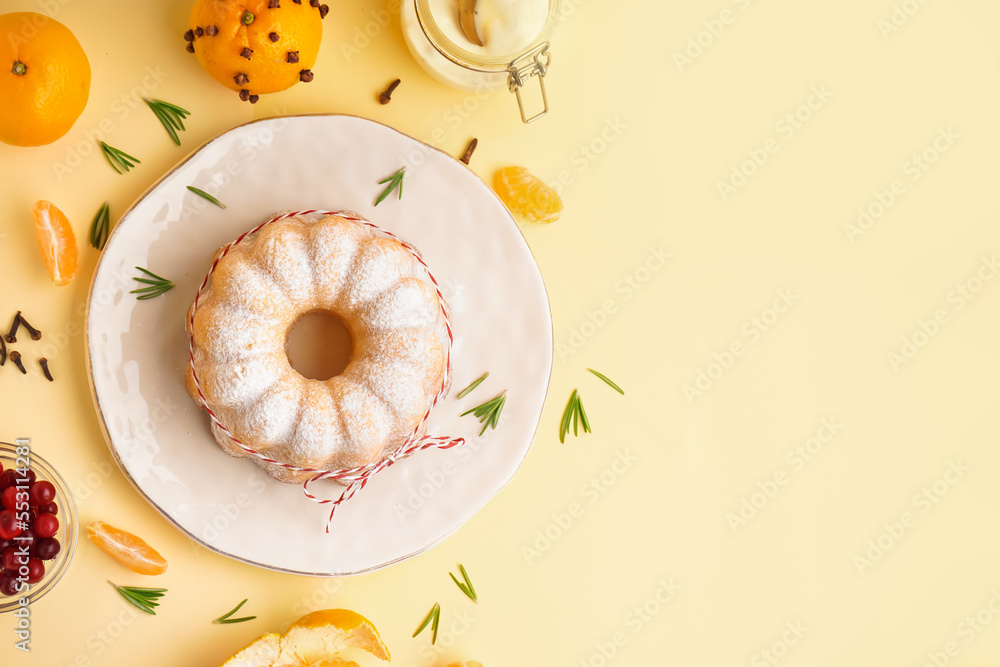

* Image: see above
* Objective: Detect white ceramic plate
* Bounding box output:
[85,115,552,575]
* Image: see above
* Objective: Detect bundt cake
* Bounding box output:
[184,212,451,484]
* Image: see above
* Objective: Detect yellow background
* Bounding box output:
[2,0,1000,665]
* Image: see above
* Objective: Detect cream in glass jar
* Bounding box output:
[401,0,559,122]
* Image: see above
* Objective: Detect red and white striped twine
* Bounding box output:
[186,210,464,532]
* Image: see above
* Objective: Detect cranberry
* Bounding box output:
[28,481,55,506]
[35,537,60,561]
[34,513,58,539]
[37,502,57,516]
[17,527,38,554]
[25,558,43,584]
[0,469,17,491]
[13,469,35,487]
[1,486,23,510]
[0,509,22,540]
[1,546,21,573]
[0,573,21,597]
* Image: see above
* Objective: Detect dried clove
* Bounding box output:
[299,69,314,82]
[379,78,401,105]
[39,358,53,382]
[241,47,253,60]
[286,51,299,64]
[239,89,251,102]
[249,94,260,104]
[186,43,195,53]
[318,4,329,18]
[269,0,280,7]
[460,137,479,165]
[17,314,40,341]
[0,334,5,366]
[205,25,218,36]
[5,311,20,343]
[195,26,204,37]
[234,73,249,86]
[9,351,25,375]
[268,32,279,42]
[183,29,195,42]
[310,0,318,6]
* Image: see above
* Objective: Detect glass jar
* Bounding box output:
[401,0,560,123]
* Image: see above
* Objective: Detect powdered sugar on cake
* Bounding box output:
[185,212,451,484]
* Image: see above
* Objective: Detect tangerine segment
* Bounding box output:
[30,200,78,286]
[86,521,168,575]
[493,166,563,224]
[0,12,91,147]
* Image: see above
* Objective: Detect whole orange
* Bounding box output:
[0,12,91,147]
[185,0,328,103]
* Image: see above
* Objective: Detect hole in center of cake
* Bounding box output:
[285,311,354,380]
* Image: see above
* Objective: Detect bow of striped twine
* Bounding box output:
[186,210,465,532]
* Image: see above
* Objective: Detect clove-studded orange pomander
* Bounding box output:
[184,0,328,103]
[0,12,91,147]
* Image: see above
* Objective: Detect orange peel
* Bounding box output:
[220,609,389,667]
[222,633,281,667]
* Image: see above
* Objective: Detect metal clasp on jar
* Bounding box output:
[508,43,551,124]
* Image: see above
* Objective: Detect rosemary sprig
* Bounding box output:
[99,141,140,174]
[412,602,441,644]
[460,391,506,436]
[213,598,256,624]
[559,389,591,443]
[186,186,226,209]
[456,372,489,400]
[374,167,405,206]
[587,368,624,395]
[110,581,166,615]
[449,564,478,603]
[131,266,175,300]
[144,98,191,146]
[89,200,111,250]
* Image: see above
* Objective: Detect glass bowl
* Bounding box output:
[0,441,78,613]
